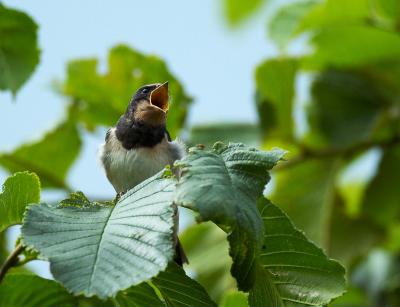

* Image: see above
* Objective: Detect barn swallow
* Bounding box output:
[99,82,188,265]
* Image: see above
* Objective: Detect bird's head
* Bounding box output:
[115,82,170,149]
[127,82,169,126]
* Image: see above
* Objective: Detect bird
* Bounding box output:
[99,82,188,265]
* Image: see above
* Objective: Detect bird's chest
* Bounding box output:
[104,142,173,193]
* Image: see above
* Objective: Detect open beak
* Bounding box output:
[150,82,169,112]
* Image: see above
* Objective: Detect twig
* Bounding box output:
[0,244,25,283]
[276,135,400,171]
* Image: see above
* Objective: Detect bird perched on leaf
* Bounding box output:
[99,82,187,265]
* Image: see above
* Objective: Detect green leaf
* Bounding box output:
[298,0,371,31]
[248,266,282,307]
[188,123,261,148]
[180,222,235,302]
[307,70,384,148]
[0,274,77,307]
[253,199,346,306]
[363,146,400,227]
[268,0,318,48]
[0,119,81,189]
[255,59,297,139]
[374,0,400,20]
[114,283,164,307]
[0,172,40,232]
[221,291,248,307]
[223,0,265,26]
[63,44,191,137]
[304,26,400,68]
[22,172,176,299]
[0,4,40,95]
[175,143,285,290]
[152,262,217,306]
[270,159,338,246]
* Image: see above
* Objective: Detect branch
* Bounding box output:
[0,244,25,283]
[276,135,400,171]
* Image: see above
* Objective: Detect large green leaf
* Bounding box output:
[0,119,81,189]
[152,262,217,307]
[63,45,191,137]
[223,0,265,26]
[251,199,346,306]
[270,159,338,246]
[114,282,164,307]
[0,172,40,232]
[0,274,76,307]
[298,0,370,31]
[304,26,400,68]
[255,59,297,139]
[22,172,176,298]
[268,0,318,48]
[307,70,384,148]
[180,222,235,302]
[221,291,248,307]
[363,146,400,227]
[0,4,40,95]
[188,123,261,148]
[175,143,285,290]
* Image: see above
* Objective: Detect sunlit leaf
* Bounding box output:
[298,0,371,31]
[175,143,285,290]
[0,172,40,232]
[221,291,248,307]
[304,26,400,68]
[0,274,76,307]
[63,45,191,137]
[152,262,217,306]
[223,0,265,26]
[255,59,297,139]
[251,199,346,306]
[22,172,176,298]
[268,0,318,48]
[0,4,40,95]
[0,119,81,190]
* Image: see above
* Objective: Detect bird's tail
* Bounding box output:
[174,238,189,266]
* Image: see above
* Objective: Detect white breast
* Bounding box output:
[99,128,185,193]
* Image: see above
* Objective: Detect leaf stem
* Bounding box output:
[0,244,25,283]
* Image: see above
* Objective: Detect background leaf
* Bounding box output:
[0,274,76,307]
[114,282,164,307]
[268,0,318,48]
[22,172,176,298]
[63,45,191,137]
[223,0,265,26]
[255,59,297,140]
[0,172,40,232]
[0,119,81,190]
[0,4,40,95]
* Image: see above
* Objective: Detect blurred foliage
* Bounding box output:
[223,0,267,26]
[0,4,40,95]
[0,172,40,232]
[0,116,81,190]
[63,44,192,138]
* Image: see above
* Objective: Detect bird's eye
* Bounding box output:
[142,88,149,94]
